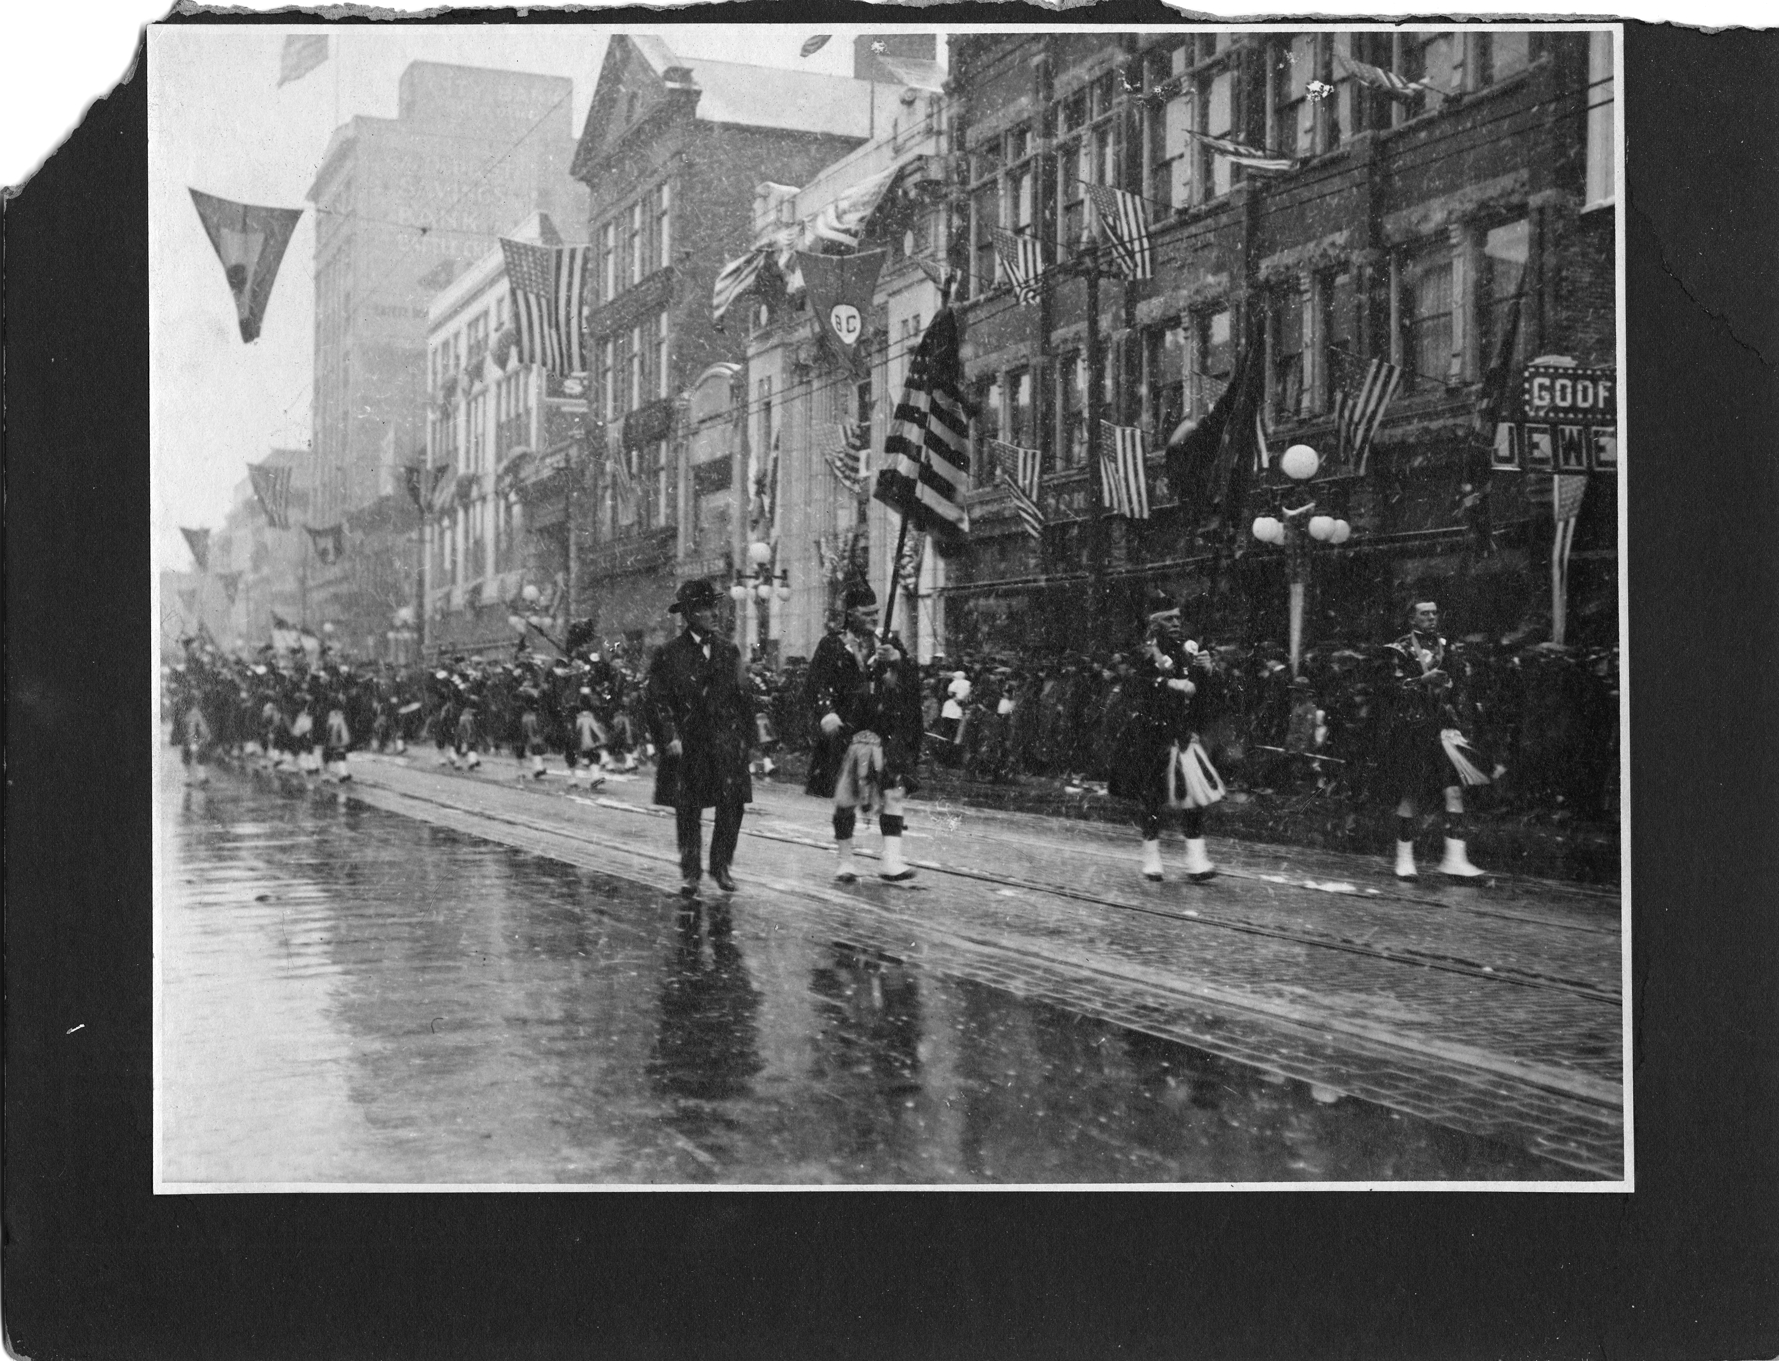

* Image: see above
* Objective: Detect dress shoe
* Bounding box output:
[711,867,737,893]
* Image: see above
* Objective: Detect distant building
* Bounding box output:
[302,61,584,647]
[568,34,912,652]
[423,212,582,656]
[203,446,310,649]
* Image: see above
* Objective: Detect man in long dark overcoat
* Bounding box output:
[645,578,754,897]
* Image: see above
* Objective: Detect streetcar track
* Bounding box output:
[341,760,1621,1008]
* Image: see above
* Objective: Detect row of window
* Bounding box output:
[429,495,524,590]
[963,29,1563,297]
[593,181,672,307]
[605,438,675,537]
[429,292,512,391]
[595,310,672,422]
[970,221,1529,480]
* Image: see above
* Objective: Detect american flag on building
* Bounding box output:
[1099,421,1151,520]
[988,439,1044,539]
[872,308,972,542]
[1332,354,1403,475]
[1189,131,1298,176]
[607,451,639,517]
[1084,184,1153,281]
[825,420,867,496]
[711,248,766,330]
[1336,52,1438,102]
[500,238,590,375]
[991,228,1045,305]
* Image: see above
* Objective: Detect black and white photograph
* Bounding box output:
[150,19,1627,1189]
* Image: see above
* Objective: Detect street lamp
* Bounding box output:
[1251,443,1353,676]
[730,540,789,658]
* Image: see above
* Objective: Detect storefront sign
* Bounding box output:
[1490,421,1617,473]
[1521,365,1616,424]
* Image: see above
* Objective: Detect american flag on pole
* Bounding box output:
[872,308,972,543]
[711,248,766,330]
[1084,184,1153,281]
[1189,131,1297,176]
[1551,474,1587,645]
[988,439,1044,539]
[248,461,292,529]
[991,228,1045,304]
[1099,421,1151,520]
[500,239,590,375]
[1332,355,1403,476]
[1336,52,1438,102]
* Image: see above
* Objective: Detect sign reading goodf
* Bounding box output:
[1521,365,1615,425]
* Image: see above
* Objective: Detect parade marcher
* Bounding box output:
[644,579,754,898]
[1383,600,1491,880]
[321,664,353,780]
[1108,592,1225,882]
[569,683,608,791]
[452,667,482,771]
[804,582,924,883]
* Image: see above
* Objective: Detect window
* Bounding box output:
[468,391,487,473]
[1270,285,1307,418]
[599,338,616,422]
[757,377,772,477]
[1205,68,1237,198]
[495,295,508,332]
[638,439,671,529]
[1319,268,1359,411]
[1147,43,1193,213]
[1058,141,1085,252]
[598,221,616,303]
[628,324,644,413]
[1401,32,1457,117]
[1058,351,1087,469]
[1142,321,1185,438]
[973,184,999,295]
[1007,368,1034,449]
[654,181,672,272]
[627,201,645,288]
[466,311,488,371]
[654,313,670,401]
[1585,31,1615,208]
[1197,307,1235,398]
[1273,35,1321,161]
[1402,244,1455,390]
[1480,219,1529,369]
[1479,30,1531,84]
[1007,161,1034,235]
[1336,32,1395,136]
[974,373,1003,476]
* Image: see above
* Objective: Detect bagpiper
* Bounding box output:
[803,582,924,883]
[1382,600,1491,880]
[1108,590,1225,882]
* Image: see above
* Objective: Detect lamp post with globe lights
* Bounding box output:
[730,538,790,662]
[506,582,565,653]
[388,605,417,664]
[1251,442,1353,677]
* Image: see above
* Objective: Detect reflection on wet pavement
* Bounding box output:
[160,759,1578,1185]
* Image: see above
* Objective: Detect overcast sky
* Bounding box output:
[146,23,914,575]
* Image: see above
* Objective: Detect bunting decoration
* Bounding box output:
[500,238,591,376]
[1084,184,1153,281]
[826,421,867,496]
[180,527,211,572]
[248,461,292,529]
[991,228,1045,305]
[429,464,459,514]
[1189,131,1298,176]
[1336,52,1439,102]
[989,439,1044,539]
[190,189,305,343]
[711,249,767,330]
[306,524,346,566]
[277,34,329,87]
[1332,354,1403,476]
[872,307,972,544]
[1099,422,1152,520]
[1462,289,1524,554]
[1165,335,1266,526]
[217,572,242,606]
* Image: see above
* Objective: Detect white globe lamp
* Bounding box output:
[1308,515,1336,542]
[1252,515,1283,545]
[1330,519,1353,545]
[748,541,773,567]
[521,583,540,605]
[1280,443,1320,481]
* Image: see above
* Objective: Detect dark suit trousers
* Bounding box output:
[675,800,743,879]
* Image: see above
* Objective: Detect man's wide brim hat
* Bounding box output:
[669,578,722,614]
[841,582,878,612]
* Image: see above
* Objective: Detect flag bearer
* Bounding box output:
[1383,600,1491,880]
[804,583,924,883]
[1109,591,1225,882]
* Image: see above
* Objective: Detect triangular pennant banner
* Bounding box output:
[190,188,304,342]
[180,527,211,572]
[798,249,887,375]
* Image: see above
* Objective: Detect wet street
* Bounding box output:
[159,747,1624,1185]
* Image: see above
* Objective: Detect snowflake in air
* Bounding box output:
[1307,80,1335,102]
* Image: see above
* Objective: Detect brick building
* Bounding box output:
[302,61,582,648]
[942,28,1617,655]
[568,35,909,651]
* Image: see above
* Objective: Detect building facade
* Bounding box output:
[302,61,583,648]
[568,35,909,652]
[941,28,1617,655]
[421,212,589,656]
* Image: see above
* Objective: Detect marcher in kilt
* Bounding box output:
[645,579,754,897]
[1107,591,1225,882]
[1382,600,1491,880]
[803,582,923,883]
